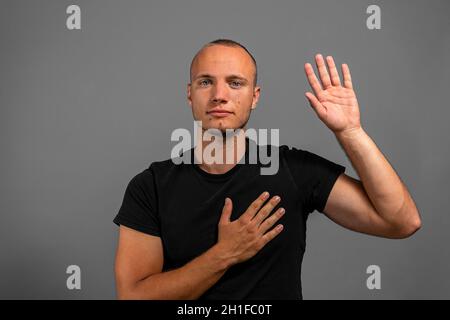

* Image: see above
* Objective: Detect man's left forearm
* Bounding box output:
[335,127,421,231]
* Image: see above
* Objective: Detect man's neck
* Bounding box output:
[194,128,247,175]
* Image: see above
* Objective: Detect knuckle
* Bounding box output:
[261,219,271,230]
[239,217,249,226]
[252,201,261,210]
[258,207,269,218]
[269,214,279,224]
[267,231,276,241]
[262,218,272,228]
[247,224,258,235]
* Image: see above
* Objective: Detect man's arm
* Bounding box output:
[304,54,421,239]
[115,225,230,300]
[115,193,285,299]
[323,135,421,239]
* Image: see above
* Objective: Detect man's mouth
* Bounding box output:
[207,109,233,118]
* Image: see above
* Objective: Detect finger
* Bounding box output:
[251,195,281,225]
[304,63,323,96]
[342,63,353,89]
[240,192,270,223]
[260,224,284,246]
[219,197,233,224]
[259,208,285,234]
[315,53,332,89]
[326,56,342,86]
[305,92,327,119]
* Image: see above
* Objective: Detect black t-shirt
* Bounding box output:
[113,138,345,299]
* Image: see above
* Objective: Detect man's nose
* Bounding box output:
[211,82,229,104]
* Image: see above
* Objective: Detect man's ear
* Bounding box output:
[187,83,192,107]
[251,85,261,110]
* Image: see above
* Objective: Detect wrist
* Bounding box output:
[335,126,365,141]
[208,244,236,271]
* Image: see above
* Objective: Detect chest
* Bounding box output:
[158,166,307,269]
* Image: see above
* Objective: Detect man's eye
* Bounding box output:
[230,81,242,88]
[199,79,211,86]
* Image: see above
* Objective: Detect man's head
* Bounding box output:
[187,39,261,133]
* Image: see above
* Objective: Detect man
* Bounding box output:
[113,39,421,299]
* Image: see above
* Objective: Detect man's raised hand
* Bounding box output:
[304,54,362,135]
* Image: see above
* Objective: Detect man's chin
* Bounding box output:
[206,119,248,130]
[201,120,232,131]
[194,116,249,134]
[204,125,244,134]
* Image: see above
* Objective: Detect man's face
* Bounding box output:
[188,45,260,132]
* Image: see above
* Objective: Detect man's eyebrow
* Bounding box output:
[193,74,249,81]
[226,75,249,82]
[194,73,214,80]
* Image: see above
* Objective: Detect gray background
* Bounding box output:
[1,0,449,299]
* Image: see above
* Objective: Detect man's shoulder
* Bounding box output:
[277,144,308,161]
[149,156,180,171]
[143,154,190,179]
[125,158,182,193]
[278,143,306,153]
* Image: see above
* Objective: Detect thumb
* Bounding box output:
[220,197,233,224]
[305,92,326,119]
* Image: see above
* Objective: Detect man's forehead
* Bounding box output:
[191,45,255,74]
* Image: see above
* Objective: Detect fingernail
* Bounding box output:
[279,208,285,215]
[262,191,269,199]
[274,196,281,202]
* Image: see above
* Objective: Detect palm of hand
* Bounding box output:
[304,54,361,134]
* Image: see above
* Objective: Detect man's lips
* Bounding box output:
[207,110,233,118]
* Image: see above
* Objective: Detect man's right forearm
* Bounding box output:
[120,244,234,300]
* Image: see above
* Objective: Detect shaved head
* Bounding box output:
[190,39,258,86]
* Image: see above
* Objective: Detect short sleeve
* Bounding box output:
[113,166,160,236]
[282,146,346,215]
